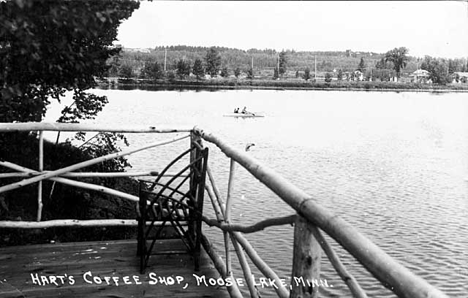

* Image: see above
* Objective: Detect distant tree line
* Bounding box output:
[107,46,390,79]
[106,45,468,85]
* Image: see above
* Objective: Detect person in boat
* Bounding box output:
[241,106,255,116]
[234,107,239,113]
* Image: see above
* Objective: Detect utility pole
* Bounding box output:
[314,55,317,81]
[277,54,280,78]
[164,48,167,72]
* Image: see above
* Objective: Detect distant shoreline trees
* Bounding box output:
[141,61,164,81]
[357,57,366,72]
[176,59,191,79]
[192,59,205,80]
[279,51,288,77]
[103,45,468,86]
[234,67,241,79]
[247,66,254,80]
[421,56,451,85]
[303,67,311,81]
[384,47,409,80]
[205,47,222,77]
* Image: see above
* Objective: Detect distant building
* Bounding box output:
[411,69,430,83]
[453,72,468,83]
[123,48,151,54]
[353,70,364,81]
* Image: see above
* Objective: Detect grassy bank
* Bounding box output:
[100,77,468,92]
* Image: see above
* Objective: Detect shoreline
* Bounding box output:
[97,79,468,93]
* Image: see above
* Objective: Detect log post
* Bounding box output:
[290,215,321,298]
[230,235,259,298]
[224,159,237,278]
[37,131,44,221]
[190,131,204,271]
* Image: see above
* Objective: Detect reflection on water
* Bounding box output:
[46,89,468,296]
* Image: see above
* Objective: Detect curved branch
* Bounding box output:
[203,214,296,233]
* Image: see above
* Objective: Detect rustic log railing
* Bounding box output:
[0,122,449,298]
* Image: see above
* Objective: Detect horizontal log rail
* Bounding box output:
[0,123,449,298]
[0,122,193,133]
[0,214,295,231]
[0,219,139,228]
[0,219,196,229]
[0,170,184,179]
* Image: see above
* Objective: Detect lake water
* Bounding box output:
[46,88,468,297]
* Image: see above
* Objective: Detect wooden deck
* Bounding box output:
[0,239,230,298]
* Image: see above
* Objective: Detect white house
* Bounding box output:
[453,72,468,83]
[411,69,430,83]
[353,70,364,81]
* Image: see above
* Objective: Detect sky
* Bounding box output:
[116,1,468,59]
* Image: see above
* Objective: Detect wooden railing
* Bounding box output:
[0,122,449,298]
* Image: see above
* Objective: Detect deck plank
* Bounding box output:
[0,240,230,298]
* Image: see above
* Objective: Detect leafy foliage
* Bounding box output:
[176,59,191,79]
[247,67,254,80]
[111,46,436,82]
[220,67,229,78]
[0,1,140,148]
[384,47,409,78]
[76,132,131,172]
[118,65,134,80]
[192,58,205,80]
[141,61,164,81]
[337,69,343,81]
[167,70,176,82]
[205,47,222,77]
[375,58,393,70]
[357,57,366,72]
[234,67,241,78]
[1,0,139,183]
[58,91,108,124]
[0,0,139,123]
[420,56,451,85]
[372,69,395,82]
[303,67,311,81]
[279,50,288,76]
[107,55,121,77]
[273,67,279,80]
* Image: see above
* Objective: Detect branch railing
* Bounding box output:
[0,122,449,298]
[0,123,193,227]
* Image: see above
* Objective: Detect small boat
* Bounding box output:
[223,113,264,118]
